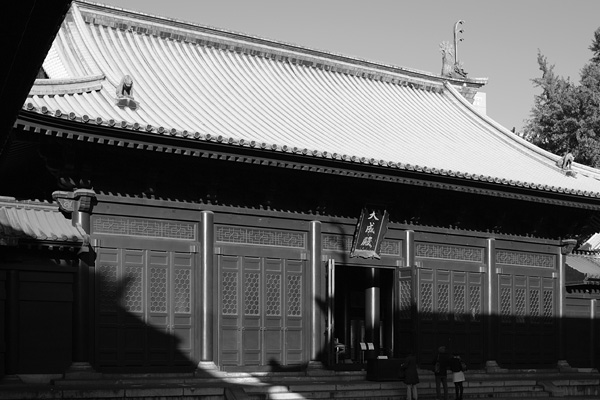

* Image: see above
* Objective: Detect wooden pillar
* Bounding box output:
[485,238,501,372]
[54,189,97,378]
[591,298,597,368]
[200,210,214,362]
[557,239,576,371]
[5,270,19,376]
[309,221,323,363]
[403,230,417,355]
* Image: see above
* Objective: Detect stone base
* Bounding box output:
[557,359,575,372]
[195,361,225,378]
[484,360,507,373]
[64,362,101,380]
[0,374,22,384]
[306,361,334,376]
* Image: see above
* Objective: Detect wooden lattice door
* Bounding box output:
[417,267,485,367]
[218,254,306,368]
[95,246,195,370]
[497,274,556,367]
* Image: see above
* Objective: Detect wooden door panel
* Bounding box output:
[96,245,196,370]
[417,266,484,366]
[219,253,307,367]
[497,274,557,367]
[172,252,194,363]
[242,328,262,365]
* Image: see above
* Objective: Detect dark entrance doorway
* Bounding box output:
[331,265,395,366]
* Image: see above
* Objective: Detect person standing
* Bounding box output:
[449,354,466,400]
[433,346,450,400]
[401,352,419,400]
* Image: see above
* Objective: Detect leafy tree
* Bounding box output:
[523,28,600,168]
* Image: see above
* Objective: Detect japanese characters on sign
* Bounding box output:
[350,207,389,259]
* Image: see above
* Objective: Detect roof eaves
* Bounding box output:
[15,107,600,207]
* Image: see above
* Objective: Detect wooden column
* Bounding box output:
[557,239,576,370]
[591,298,597,368]
[403,230,417,355]
[200,211,214,362]
[54,189,97,378]
[485,238,501,372]
[5,270,19,376]
[309,221,323,363]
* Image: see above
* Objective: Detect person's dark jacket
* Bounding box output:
[402,354,419,384]
[433,350,450,376]
[449,356,463,373]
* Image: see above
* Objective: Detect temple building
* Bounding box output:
[1,0,600,378]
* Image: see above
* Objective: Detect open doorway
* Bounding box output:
[331,265,396,367]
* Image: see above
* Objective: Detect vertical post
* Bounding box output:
[5,270,19,376]
[58,189,97,378]
[557,239,576,371]
[485,238,501,372]
[591,298,597,368]
[309,221,322,363]
[404,230,416,356]
[556,250,569,370]
[200,211,214,362]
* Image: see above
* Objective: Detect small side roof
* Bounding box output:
[0,196,87,247]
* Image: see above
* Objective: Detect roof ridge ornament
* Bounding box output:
[557,151,577,177]
[440,20,468,79]
[116,74,138,110]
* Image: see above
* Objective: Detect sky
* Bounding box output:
[96,0,600,133]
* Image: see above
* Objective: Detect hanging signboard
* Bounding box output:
[350,207,389,259]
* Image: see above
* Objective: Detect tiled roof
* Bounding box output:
[0,197,86,246]
[21,1,600,200]
[566,252,600,282]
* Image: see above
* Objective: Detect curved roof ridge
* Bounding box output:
[76,0,487,90]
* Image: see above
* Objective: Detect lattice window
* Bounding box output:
[93,216,195,240]
[496,250,555,268]
[322,234,401,256]
[415,243,483,262]
[149,267,168,313]
[222,272,238,315]
[530,289,540,322]
[399,280,412,320]
[379,240,402,256]
[98,264,118,312]
[420,282,434,320]
[515,288,526,323]
[244,273,260,315]
[500,287,512,323]
[216,226,305,248]
[174,269,191,314]
[124,266,143,312]
[266,274,281,316]
[453,285,466,321]
[287,275,302,317]
[469,286,482,322]
[437,283,450,320]
[543,290,554,320]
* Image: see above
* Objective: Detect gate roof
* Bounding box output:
[19,1,600,200]
[0,197,87,247]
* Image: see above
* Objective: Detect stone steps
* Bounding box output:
[0,368,597,400]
